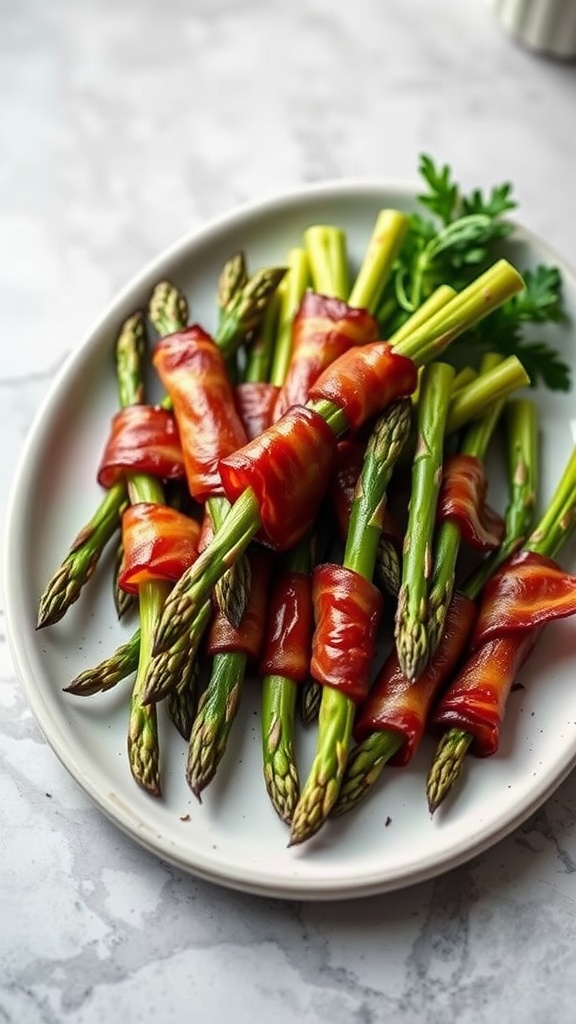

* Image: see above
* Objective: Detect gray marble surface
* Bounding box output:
[2,1,576,1021]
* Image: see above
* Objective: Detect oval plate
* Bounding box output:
[4,182,576,900]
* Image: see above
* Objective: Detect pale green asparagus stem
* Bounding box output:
[348,210,409,313]
[304,225,349,299]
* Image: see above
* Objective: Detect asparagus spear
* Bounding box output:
[289,399,413,845]
[37,289,190,630]
[141,261,524,706]
[394,361,455,681]
[333,398,538,816]
[426,353,506,660]
[167,655,201,741]
[186,650,248,798]
[425,452,574,817]
[464,398,538,595]
[148,280,190,338]
[261,537,312,822]
[64,628,140,695]
[216,251,249,323]
[304,226,349,299]
[112,538,136,619]
[187,248,307,799]
[262,209,407,820]
[114,321,171,796]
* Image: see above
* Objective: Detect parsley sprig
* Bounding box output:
[379,155,570,391]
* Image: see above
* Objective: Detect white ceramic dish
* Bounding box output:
[4,182,576,901]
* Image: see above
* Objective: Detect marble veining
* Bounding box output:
[2,0,576,1021]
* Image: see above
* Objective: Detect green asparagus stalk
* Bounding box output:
[37,288,190,630]
[426,354,506,660]
[142,260,524,706]
[387,286,457,345]
[261,537,312,823]
[395,362,455,681]
[167,657,201,742]
[113,538,137,619]
[334,398,539,817]
[289,399,413,845]
[186,649,247,799]
[216,251,249,323]
[464,398,538,596]
[348,210,409,312]
[148,280,190,337]
[304,226,349,299]
[445,355,530,435]
[64,628,140,695]
[426,445,576,814]
[217,265,287,356]
[114,323,170,796]
[187,250,308,799]
[262,213,411,819]
[268,248,310,385]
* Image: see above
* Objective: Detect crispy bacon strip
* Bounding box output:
[118,502,201,594]
[98,406,185,488]
[437,453,505,550]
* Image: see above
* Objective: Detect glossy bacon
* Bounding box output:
[471,550,576,648]
[437,454,505,550]
[430,630,539,757]
[431,550,576,756]
[206,549,273,659]
[273,293,378,420]
[310,563,383,704]
[153,325,248,502]
[219,405,337,551]
[307,341,418,432]
[97,406,186,488]
[354,592,477,764]
[259,571,314,682]
[234,382,280,440]
[118,502,201,594]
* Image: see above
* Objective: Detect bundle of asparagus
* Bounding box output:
[38,157,575,853]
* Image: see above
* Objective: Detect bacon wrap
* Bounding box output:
[307,342,418,432]
[310,563,384,703]
[430,630,540,757]
[153,325,248,502]
[431,550,576,756]
[97,406,186,488]
[273,293,378,421]
[219,405,338,551]
[234,382,280,440]
[118,502,201,594]
[330,439,401,547]
[437,454,505,550]
[354,592,477,764]
[206,549,273,659]
[471,549,576,649]
[259,571,313,682]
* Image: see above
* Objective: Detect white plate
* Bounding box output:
[4,182,576,900]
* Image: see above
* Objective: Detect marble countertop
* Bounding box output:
[2,1,576,1021]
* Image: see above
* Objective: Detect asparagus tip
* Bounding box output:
[426,728,472,814]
